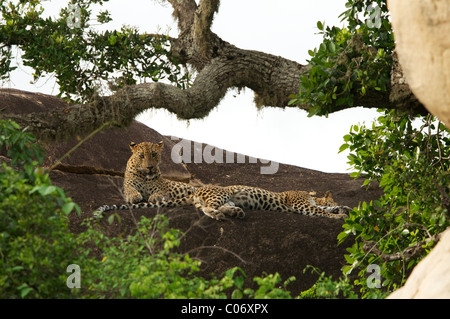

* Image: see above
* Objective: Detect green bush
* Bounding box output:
[289,0,393,116]
[338,110,450,296]
[0,1,190,102]
[0,120,297,299]
[74,214,231,298]
[74,214,295,299]
[0,120,81,298]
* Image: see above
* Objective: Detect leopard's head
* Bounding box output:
[313,191,337,207]
[128,141,164,179]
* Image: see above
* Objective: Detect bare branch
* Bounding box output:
[185,245,249,265]
[197,0,220,29]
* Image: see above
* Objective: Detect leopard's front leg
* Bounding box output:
[124,184,144,204]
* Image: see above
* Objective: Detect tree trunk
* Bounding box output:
[1,0,426,140]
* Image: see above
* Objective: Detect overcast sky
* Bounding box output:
[5,0,381,173]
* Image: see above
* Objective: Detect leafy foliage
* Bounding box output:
[288,0,449,297]
[1,120,297,299]
[75,214,229,299]
[289,0,393,116]
[74,214,296,299]
[0,0,190,102]
[0,120,80,298]
[338,110,450,295]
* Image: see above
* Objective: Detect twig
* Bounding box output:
[49,121,118,171]
[362,226,449,262]
[185,245,248,265]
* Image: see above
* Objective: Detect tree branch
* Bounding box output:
[0,46,306,140]
[362,227,449,262]
[1,0,428,141]
[167,0,197,32]
[193,0,220,56]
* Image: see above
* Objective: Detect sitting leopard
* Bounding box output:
[93,141,196,218]
[189,185,350,220]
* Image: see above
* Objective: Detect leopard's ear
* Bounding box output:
[129,142,137,152]
[157,141,164,149]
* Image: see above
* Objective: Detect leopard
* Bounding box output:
[93,141,196,218]
[188,185,351,220]
[93,141,350,221]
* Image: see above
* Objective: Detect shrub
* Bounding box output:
[0,120,81,298]
[338,110,449,296]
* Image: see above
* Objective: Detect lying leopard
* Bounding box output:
[93,141,350,220]
[188,185,350,220]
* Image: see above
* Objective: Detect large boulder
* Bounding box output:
[2,88,383,295]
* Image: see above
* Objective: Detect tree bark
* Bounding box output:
[1,0,427,140]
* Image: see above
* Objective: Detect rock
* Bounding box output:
[388,0,450,128]
[388,228,450,299]
[0,88,69,114]
[2,88,384,295]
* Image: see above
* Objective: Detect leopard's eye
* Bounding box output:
[139,154,145,159]
[151,151,157,157]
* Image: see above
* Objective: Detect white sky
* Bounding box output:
[4,0,381,173]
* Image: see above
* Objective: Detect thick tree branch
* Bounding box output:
[0,45,306,140]
[167,0,197,32]
[1,0,428,141]
[194,0,220,56]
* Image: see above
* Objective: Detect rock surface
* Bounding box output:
[51,121,383,296]
[2,88,384,296]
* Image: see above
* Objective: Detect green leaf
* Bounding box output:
[329,41,336,53]
[317,20,324,31]
[61,202,76,215]
[349,171,360,178]
[234,276,244,290]
[344,254,355,264]
[231,289,243,299]
[109,34,117,45]
[343,134,352,142]
[20,287,34,298]
[107,214,115,224]
[339,143,349,153]
[30,185,56,196]
[337,231,349,242]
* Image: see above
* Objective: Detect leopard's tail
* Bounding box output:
[92,196,195,218]
[92,202,159,218]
